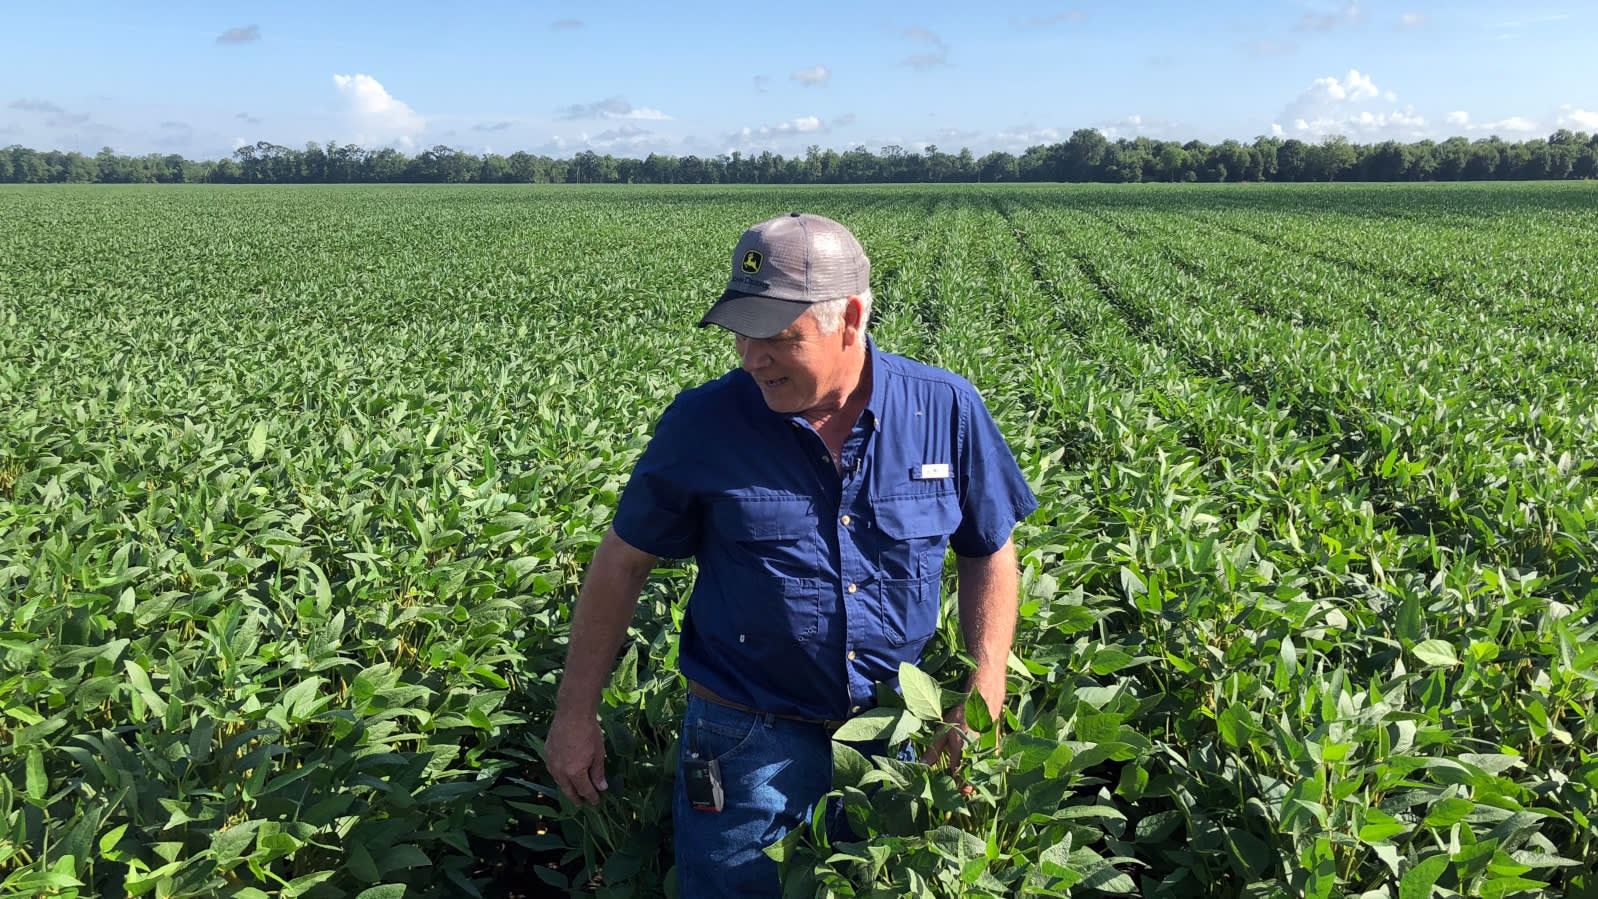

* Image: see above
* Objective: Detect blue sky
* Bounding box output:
[2,1,1593,161]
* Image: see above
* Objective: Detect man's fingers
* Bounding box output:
[547,720,607,805]
[555,764,603,805]
[569,770,602,805]
[921,728,963,768]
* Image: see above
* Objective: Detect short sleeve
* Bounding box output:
[949,393,1037,557]
[612,399,703,560]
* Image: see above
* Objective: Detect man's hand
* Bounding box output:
[544,527,657,806]
[925,539,1018,772]
[921,676,1004,770]
[922,703,970,770]
[547,710,609,805]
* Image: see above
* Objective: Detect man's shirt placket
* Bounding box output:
[837,413,876,715]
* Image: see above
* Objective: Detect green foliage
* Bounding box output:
[1,183,1595,897]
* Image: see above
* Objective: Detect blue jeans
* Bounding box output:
[671,694,841,898]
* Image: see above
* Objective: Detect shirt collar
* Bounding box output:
[861,335,885,432]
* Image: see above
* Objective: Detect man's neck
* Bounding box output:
[804,348,872,438]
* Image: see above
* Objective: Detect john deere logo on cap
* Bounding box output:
[741,250,763,274]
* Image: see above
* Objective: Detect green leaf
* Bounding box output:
[1424,797,1474,828]
[376,844,432,874]
[898,662,945,721]
[1089,648,1135,675]
[212,821,259,865]
[1478,878,1549,899]
[963,690,993,734]
[1400,854,1450,899]
[831,741,871,789]
[1037,834,1075,879]
[833,708,903,742]
[1302,836,1336,899]
[1226,827,1272,881]
[123,659,169,716]
[99,823,129,858]
[1357,809,1410,845]
[248,421,268,461]
[1218,704,1257,750]
[352,887,408,899]
[281,871,336,897]
[24,746,47,799]
[1412,640,1458,668]
[347,840,381,883]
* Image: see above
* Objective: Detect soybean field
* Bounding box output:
[1,183,1595,898]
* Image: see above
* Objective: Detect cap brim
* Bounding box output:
[697,293,811,339]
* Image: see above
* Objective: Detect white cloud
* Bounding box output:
[925,127,985,148]
[728,116,826,148]
[789,116,822,133]
[1095,115,1187,140]
[989,126,1062,153]
[216,25,261,45]
[792,65,831,87]
[1295,2,1362,31]
[1244,40,1299,56]
[1440,110,1541,136]
[9,99,64,114]
[332,73,425,147]
[583,125,655,151]
[1496,117,1539,133]
[1557,107,1598,131]
[1274,107,1431,141]
[1398,12,1426,28]
[902,27,950,69]
[558,97,669,121]
[1026,10,1086,27]
[1272,69,1401,138]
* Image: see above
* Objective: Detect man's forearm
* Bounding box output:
[554,527,659,718]
[954,537,1020,715]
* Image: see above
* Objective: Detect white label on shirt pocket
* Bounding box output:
[915,463,951,480]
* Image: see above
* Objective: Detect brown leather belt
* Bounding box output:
[687,680,847,731]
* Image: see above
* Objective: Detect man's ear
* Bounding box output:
[842,295,865,345]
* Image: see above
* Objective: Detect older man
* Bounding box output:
[545,212,1036,896]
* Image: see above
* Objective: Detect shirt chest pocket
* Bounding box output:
[711,496,823,641]
[872,490,962,580]
[870,490,962,647]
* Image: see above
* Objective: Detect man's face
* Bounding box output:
[734,307,856,417]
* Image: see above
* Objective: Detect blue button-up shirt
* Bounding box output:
[612,340,1037,721]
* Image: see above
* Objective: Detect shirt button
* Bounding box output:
[846,583,857,594]
[848,650,857,661]
[840,515,851,526]
[851,705,861,714]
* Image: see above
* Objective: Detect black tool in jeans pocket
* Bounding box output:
[684,755,724,812]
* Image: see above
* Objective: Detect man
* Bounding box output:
[545,212,1036,896]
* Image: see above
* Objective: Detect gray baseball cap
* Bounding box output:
[698,212,872,338]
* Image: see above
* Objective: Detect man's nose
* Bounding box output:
[738,337,768,370]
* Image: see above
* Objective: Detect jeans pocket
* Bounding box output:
[683,695,764,764]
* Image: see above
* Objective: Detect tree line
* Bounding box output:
[5,128,1598,185]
